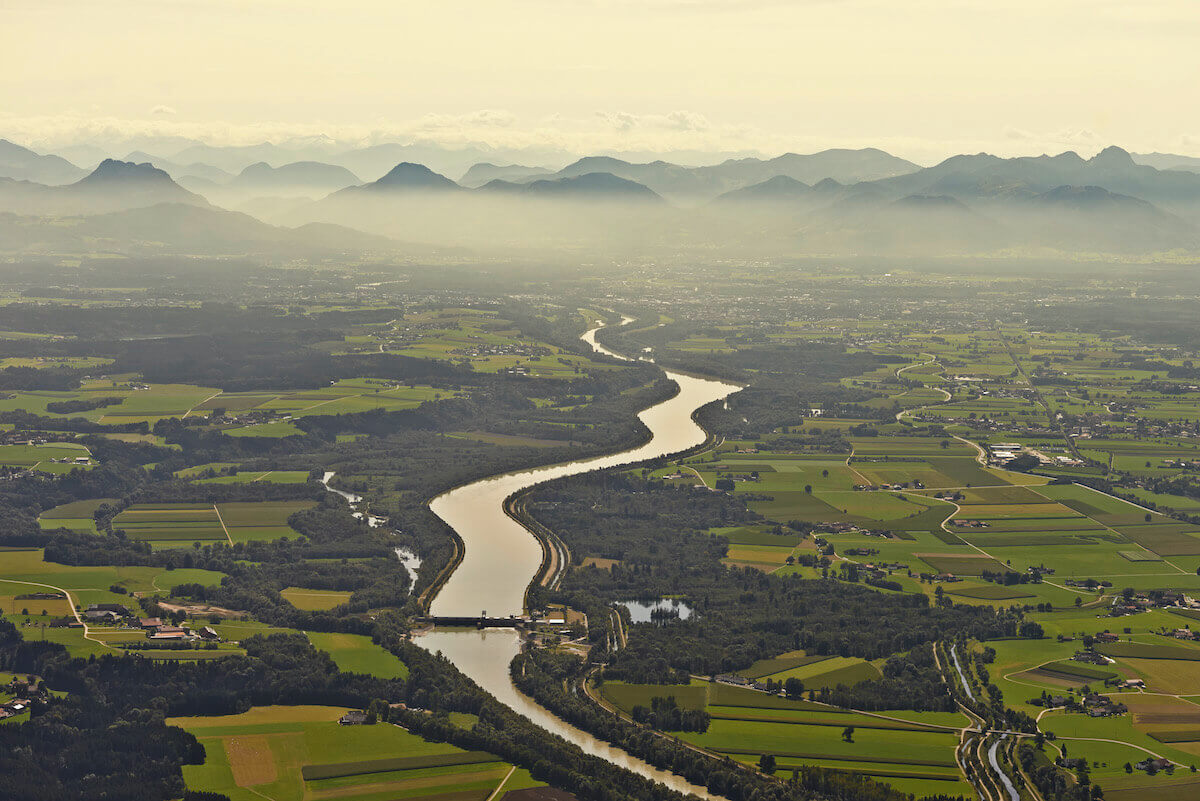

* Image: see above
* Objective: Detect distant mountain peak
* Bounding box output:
[1089,145,1136,169]
[715,174,812,204]
[1033,184,1150,209]
[458,162,552,188]
[523,172,662,201]
[231,161,360,192]
[0,139,86,185]
[370,162,459,191]
[79,159,176,186]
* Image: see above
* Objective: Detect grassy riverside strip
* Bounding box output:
[510,489,571,603]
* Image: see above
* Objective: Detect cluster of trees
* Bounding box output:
[1017,742,1103,801]
[0,622,404,801]
[810,645,957,711]
[44,396,124,414]
[595,318,899,437]
[0,293,986,801]
[630,695,711,733]
[532,474,1027,680]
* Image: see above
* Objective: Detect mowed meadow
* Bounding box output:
[168,705,542,801]
[597,679,973,799]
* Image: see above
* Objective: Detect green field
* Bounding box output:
[111,501,315,547]
[38,497,118,534]
[0,441,94,473]
[1,549,225,658]
[281,587,352,610]
[306,632,409,679]
[168,705,539,801]
[598,677,970,798]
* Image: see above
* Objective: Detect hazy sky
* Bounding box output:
[5,0,1199,163]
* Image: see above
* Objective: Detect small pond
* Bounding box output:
[617,598,693,623]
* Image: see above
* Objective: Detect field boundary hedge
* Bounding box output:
[301,750,497,781]
[713,748,957,769]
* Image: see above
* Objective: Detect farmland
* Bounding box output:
[596,679,973,799]
[110,501,316,549]
[168,705,541,801]
[305,632,409,679]
[580,305,1200,800]
[10,265,1200,801]
[1,548,225,658]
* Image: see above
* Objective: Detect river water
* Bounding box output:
[418,319,740,798]
[321,471,420,589]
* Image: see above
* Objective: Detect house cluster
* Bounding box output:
[138,617,221,643]
[1135,757,1175,774]
[1163,458,1200,469]
[852,480,925,491]
[857,561,909,582]
[57,604,221,643]
[47,455,91,466]
[713,674,776,694]
[82,602,132,624]
[0,677,46,721]
[1083,693,1128,717]
[813,523,861,536]
[951,519,991,529]
[0,697,30,721]
[988,443,1025,464]
[919,571,963,583]
[1036,691,1126,717]
[0,432,45,446]
[1063,578,1113,591]
[1108,590,1196,617]
[1072,650,1113,666]
[456,342,552,361]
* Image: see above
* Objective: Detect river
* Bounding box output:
[321,471,421,589]
[417,318,740,798]
[987,736,1019,801]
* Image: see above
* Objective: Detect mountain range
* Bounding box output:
[0,159,209,216]
[3,140,1200,257]
[0,139,88,185]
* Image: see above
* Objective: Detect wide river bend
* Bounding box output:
[417,320,740,798]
